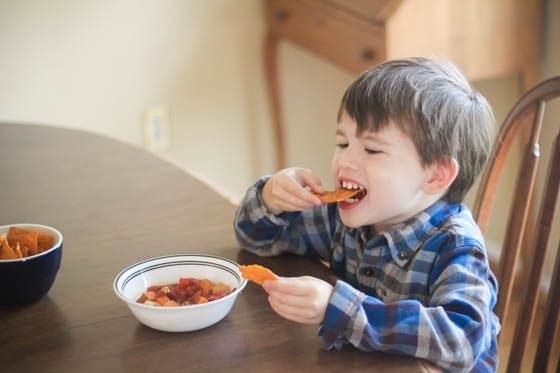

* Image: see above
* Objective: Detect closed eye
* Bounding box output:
[365,148,382,155]
[336,143,349,149]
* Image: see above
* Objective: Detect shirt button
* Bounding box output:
[398,251,408,260]
[364,269,373,276]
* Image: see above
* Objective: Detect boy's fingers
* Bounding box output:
[268,299,301,322]
[275,188,315,211]
[280,183,320,208]
[269,297,308,315]
[273,168,322,207]
[268,297,319,324]
[263,277,313,296]
[297,170,322,187]
[268,292,309,307]
[308,192,322,206]
[296,172,323,204]
[297,170,324,192]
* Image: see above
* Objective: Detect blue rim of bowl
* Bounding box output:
[113,254,247,310]
[0,223,63,263]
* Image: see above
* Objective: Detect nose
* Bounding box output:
[334,147,359,171]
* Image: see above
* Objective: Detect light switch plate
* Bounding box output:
[143,104,171,152]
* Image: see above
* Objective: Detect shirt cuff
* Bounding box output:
[318,280,366,350]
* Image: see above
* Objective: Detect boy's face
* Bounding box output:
[331,113,433,232]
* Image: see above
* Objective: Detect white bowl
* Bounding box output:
[113,254,247,332]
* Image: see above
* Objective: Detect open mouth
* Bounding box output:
[340,181,367,203]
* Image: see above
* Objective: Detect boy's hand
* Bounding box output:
[262,167,323,214]
[262,276,334,324]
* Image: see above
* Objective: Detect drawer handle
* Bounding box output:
[361,48,376,61]
[274,9,290,21]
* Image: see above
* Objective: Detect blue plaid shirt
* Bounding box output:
[234,177,500,372]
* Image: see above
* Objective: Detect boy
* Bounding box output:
[234,58,500,372]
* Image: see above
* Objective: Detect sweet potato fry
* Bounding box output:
[312,188,361,203]
[239,264,278,285]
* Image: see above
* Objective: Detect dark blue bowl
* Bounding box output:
[0,224,63,306]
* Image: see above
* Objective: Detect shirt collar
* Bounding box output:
[379,200,460,267]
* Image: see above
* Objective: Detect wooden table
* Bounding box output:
[0,123,438,372]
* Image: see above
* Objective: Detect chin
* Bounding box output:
[338,210,366,229]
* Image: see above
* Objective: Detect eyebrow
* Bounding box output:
[360,132,391,146]
[336,127,391,146]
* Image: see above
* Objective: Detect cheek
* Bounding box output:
[370,171,423,200]
[366,172,405,201]
[331,153,339,175]
[366,179,391,199]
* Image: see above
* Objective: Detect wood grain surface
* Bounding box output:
[0,123,437,372]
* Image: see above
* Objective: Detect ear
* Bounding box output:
[423,157,459,195]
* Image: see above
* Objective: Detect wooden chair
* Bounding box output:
[473,76,560,372]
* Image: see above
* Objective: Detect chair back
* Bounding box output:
[473,76,560,372]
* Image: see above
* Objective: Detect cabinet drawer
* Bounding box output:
[266,0,386,73]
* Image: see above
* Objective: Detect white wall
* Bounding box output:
[0,0,557,216]
[0,0,270,200]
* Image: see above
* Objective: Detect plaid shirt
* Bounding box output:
[234,177,500,372]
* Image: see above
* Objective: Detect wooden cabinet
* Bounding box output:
[265,0,541,168]
[267,0,388,73]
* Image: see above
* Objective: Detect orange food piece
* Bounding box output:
[138,277,233,307]
[312,188,361,203]
[163,300,179,307]
[156,295,171,305]
[200,279,213,297]
[14,243,23,259]
[144,291,157,301]
[239,264,278,285]
[212,282,230,295]
[0,227,56,260]
[196,297,208,304]
[8,227,38,256]
[0,237,18,260]
[37,232,55,253]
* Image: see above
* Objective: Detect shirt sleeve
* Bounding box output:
[233,176,335,260]
[318,243,499,372]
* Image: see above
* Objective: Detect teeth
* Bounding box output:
[341,181,364,190]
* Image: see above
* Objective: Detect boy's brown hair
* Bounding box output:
[338,57,495,203]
